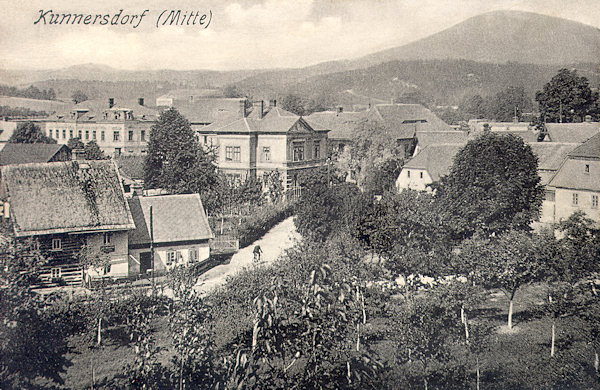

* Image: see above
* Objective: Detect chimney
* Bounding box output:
[240,100,247,118]
[256,100,264,119]
[513,115,519,124]
[585,115,592,123]
[108,98,114,108]
[483,123,490,132]
[138,98,144,106]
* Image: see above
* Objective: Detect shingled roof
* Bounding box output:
[173,98,246,125]
[1,160,135,237]
[403,144,465,181]
[567,133,600,159]
[544,122,600,143]
[127,194,213,246]
[0,143,70,166]
[305,111,367,140]
[50,98,160,122]
[528,143,580,185]
[369,104,453,136]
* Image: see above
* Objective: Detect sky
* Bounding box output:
[0,0,598,71]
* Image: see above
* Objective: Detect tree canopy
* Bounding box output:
[8,121,56,144]
[535,69,599,123]
[83,140,108,160]
[71,90,89,104]
[435,132,543,241]
[144,108,219,198]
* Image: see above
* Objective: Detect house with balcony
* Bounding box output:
[197,100,329,189]
[0,160,136,286]
[43,98,159,157]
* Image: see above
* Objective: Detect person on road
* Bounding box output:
[253,245,263,263]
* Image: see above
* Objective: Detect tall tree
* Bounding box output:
[144,108,219,197]
[435,132,543,241]
[8,121,56,144]
[484,86,532,121]
[83,140,107,160]
[535,68,599,123]
[279,94,306,116]
[71,90,89,104]
[67,137,85,150]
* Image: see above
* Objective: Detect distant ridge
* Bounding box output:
[352,10,600,67]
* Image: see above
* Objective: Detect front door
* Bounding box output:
[140,252,152,274]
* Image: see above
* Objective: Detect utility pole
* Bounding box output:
[150,205,155,294]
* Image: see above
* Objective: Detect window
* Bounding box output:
[592,195,599,208]
[92,130,96,140]
[55,129,59,138]
[62,129,66,139]
[585,164,590,173]
[69,129,73,139]
[103,232,112,244]
[113,131,120,141]
[313,143,320,159]
[48,129,53,138]
[420,172,423,179]
[103,264,111,275]
[85,130,89,140]
[101,131,105,141]
[78,130,82,139]
[166,251,176,266]
[572,193,579,206]
[128,130,134,141]
[203,135,207,144]
[51,268,61,279]
[51,238,62,251]
[407,170,410,178]
[190,248,198,263]
[263,146,271,161]
[292,142,304,162]
[225,146,241,161]
[141,130,146,141]
[115,148,121,156]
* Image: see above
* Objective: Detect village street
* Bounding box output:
[194,216,300,295]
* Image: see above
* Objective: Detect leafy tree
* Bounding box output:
[8,121,56,144]
[223,84,244,98]
[71,90,89,104]
[484,86,533,121]
[362,156,404,196]
[457,230,546,329]
[264,170,284,203]
[144,107,219,198]
[279,94,306,116]
[435,132,543,241]
[535,68,599,122]
[460,94,485,119]
[83,140,108,160]
[67,137,85,150]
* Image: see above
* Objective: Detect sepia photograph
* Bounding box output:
[0,0,599,388]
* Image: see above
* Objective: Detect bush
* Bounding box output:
[237,201,295,248]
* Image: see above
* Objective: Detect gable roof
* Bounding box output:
[548,159,600,192]
[171,98,245,124]
[202,106,327,134]
[545,122,600,143]
[127,194,213,245]
[0,143,70,166]
[305,111,365,140]
[403,144,464,181]
[1,160,135,237]
[567,133,600,159]
[369,104,453,136]
[528,143,580,185]
[415,131,469,150]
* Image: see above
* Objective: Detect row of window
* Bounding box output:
[573,193,599,208]
[224,142,322,163]
[165,248,199,266]
[47,129,146,142]
[406,170,424,179]
[50,232,112,252]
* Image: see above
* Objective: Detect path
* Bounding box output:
[194,216,300,294]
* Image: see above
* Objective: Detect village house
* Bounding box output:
[127,193,213,275]
[0,160,136,286]
[43,98,159,157]
[547,133,600,224]
[395,144,464,192]
[197,100,330,189]
[115,155,145,197]
[0,143,71,166]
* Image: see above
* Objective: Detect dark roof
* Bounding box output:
[1,160,135,237]
[545,122,599,143]
[50,98,160,121]
[115,155,146,181]
[490,129,540,143]
[128,194,213,245]
[0,143,70,166]
[416,131,469,150]
[403,144,464,181]
[568,133,600,159]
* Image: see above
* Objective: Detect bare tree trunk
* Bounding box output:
[594,348,598,373]
[508,298,514,329]
[91,359,95,389]
[424,377,428,390]
[550,320,556,357]
[97,317,102,346]
[356,323,360,352]
[463,310,470,343]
